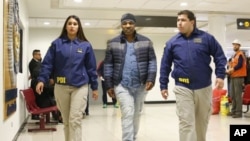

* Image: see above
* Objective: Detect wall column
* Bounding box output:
[208,14,226,48]
[208,14,228,90]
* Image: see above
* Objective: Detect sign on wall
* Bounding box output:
[3,0,22,120]
[237,18,250,30]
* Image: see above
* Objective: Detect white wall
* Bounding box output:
[144,34,176,101]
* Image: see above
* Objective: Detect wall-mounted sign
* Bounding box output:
[237,18,250,29]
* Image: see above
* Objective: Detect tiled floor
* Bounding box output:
[16,103,250,141]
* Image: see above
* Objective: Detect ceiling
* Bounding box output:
[24,0,250,47]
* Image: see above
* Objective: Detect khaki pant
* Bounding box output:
[54,84,88,141]
[174,85,212,141]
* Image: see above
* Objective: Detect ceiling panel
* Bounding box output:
[29,18,63,28]
[62,0,92,7]
[141,0,175,10]
[90,0,121,8]
[95,20,119,28]
[116,0,147,9]
[25,0,250,46]
[164,0,203,10]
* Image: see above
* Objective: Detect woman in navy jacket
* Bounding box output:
[36,15,98,141]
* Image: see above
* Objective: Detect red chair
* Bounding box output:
[20,88,58,132]
[242,84,250,113]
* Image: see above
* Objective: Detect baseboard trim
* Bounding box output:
[12,115,30,141]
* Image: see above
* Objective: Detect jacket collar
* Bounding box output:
[61,36,81,44]
[176,28,200,39]
[120,31,138,43]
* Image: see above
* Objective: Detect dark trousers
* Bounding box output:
[85,94,89,114]
[30,79,61,120]
[101,81,117,105]
[230,77,244,115]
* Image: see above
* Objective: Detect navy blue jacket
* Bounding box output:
[37,37,98,90]
[160,28,227,90]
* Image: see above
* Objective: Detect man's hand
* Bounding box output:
[161,89,168,100]
[92,90,98,100]
[226,68,234,74]
[145,82,154,91]
[215,78,224,89]
[107,88,115,98]
[100,76,105,81]
[49,79,55,86]
[36,82,44,95]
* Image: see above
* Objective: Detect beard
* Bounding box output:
[234,48,239,52]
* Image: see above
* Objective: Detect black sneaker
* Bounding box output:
[58,116,63,123]
[31,114,40,120]
[227,112,235,116]
[232,114,242,118]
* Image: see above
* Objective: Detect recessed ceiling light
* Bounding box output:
[180,2,188,7]
[84,22,90,26]
[74,0,82,3]
[43,22,50,25]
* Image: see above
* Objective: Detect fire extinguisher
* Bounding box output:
[220,95,229,116]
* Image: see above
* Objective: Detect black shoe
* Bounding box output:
[232,114,242,118]
[31,114,40,120]
[227,112,235,116]
[58,116,63,123]
[82,112,89,119]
